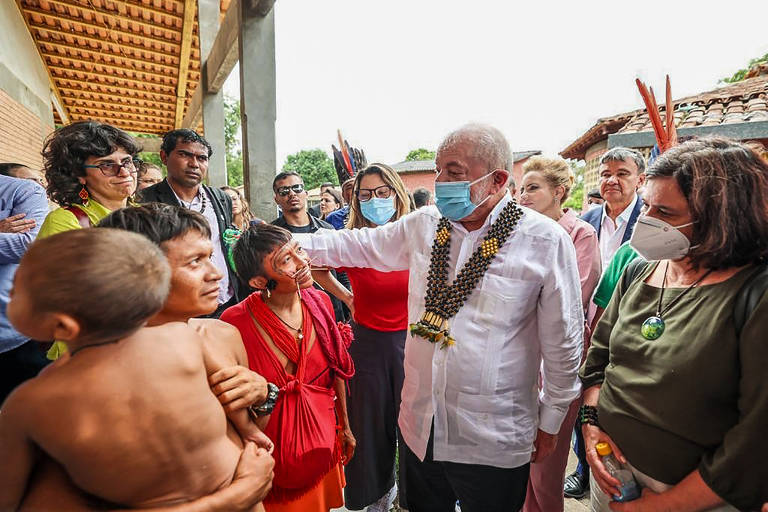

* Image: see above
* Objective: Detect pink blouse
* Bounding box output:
[558,208,601,309]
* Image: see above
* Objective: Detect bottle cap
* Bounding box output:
[596,442,612,456]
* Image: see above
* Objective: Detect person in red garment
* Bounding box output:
[221,223,355,512]
[313,163,412,511]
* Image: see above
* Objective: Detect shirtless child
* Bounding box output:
[0,228,269,510]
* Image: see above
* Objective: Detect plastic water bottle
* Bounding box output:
[596,442,640,502]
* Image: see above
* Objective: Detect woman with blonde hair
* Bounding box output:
[519,155,601,512]
[318,163,412,511]
[222,186,256,231]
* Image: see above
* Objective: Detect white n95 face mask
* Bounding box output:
[629,216,694,261]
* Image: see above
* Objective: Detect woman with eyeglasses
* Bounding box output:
[314,164,413,511]
[38,121,141,237]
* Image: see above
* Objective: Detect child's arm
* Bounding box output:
[0,389,40,510]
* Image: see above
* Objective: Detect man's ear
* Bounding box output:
[636,172,646,189]
[52,313,81,342]
[493,169,511,191]
[159,150,168,166]
[249,276,267,290]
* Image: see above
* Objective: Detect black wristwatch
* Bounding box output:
[249,382,279,417]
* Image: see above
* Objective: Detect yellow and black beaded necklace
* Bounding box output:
[409,200,524,348]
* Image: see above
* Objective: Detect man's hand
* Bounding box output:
[0,213,36,233]
[339,428,356,465]
[209,366,268,413]
[530,429,557,462]
[205,442,275,512]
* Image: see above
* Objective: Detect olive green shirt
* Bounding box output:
[580,263,768,510]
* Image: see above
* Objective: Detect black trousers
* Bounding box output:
[0,340,50,404]
[402,428,530,512]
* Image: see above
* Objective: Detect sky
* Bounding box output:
[223,0,768,166]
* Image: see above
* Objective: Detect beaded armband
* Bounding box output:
[578,404,599,428]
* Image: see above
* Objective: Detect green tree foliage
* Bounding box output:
[282,149,337,190]
[224,96,244,187]
[721,52,768,84]
[405,148,436,161]
[562,160,586,212]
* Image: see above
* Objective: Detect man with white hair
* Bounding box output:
[294,124,583,511]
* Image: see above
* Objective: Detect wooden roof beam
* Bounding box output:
[33,25,182,64]
[57,86,176,106]
[39,42,181,75]
[68,111,172,131]
[174,0,197,128]
[63,97,174,117]
[43,53,187,84]
[14,0,69,123]
[117,0,185,22]
[49,67,179,94]
[67,104,173,124]
[23,7,183,50]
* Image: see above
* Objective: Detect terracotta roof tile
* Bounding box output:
[562,73,768,159]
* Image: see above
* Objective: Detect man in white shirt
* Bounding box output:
[294,124,583,511]
[580,148,646,269]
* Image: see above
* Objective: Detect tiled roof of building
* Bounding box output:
[561,71,768,160]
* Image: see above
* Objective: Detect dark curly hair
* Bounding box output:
[647,136,768,270]
[42,121,141,207]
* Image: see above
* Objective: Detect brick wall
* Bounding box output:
[400,171,436,193]
[0,88,46,170]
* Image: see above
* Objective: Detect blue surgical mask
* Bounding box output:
[360,197,396,225]
[434,171,495,221]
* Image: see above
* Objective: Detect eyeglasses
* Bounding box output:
[276,184,305,197]
[357,184,393,202]
[84,158,139,177]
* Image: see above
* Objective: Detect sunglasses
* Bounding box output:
[276,184,305,197]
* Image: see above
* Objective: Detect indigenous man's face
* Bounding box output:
[273,175,307,214]
[598,158,644,207]
[162,140,210,188]
[80,147,137,203]
[264,240,313,292]
[161,231,222,318]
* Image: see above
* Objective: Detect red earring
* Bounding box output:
[79,186,90,206]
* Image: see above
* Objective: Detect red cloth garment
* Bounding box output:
[338,267,409,331]
[220,288,354,503]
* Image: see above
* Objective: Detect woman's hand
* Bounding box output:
[340,428,356,465]
[209,366,268,413]
[0,213,36,233]
[582,423,624,498]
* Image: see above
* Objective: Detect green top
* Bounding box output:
[580,263,768,510]
[37,200,113,239]
[592,242,639,309]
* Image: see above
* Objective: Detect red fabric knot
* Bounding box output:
[337,321,354,348]
[283,379,301,394]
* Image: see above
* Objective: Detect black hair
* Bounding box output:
[97,203,212,248]
[0,163,28,176]
[161,129,213,158]
[587,188,602,199]
[42,121,141,207]
[413,187,432,208]
[232,223,292,285]
[272,171,302,191]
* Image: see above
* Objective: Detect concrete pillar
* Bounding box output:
[238,1,276,221]
[198,0,228,187]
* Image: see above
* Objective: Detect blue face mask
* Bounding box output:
[360,197,396,225]
[434,171,495,221]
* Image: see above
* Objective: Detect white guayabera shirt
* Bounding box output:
[294,192,583,468]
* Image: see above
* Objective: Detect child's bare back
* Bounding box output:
[3,322,243,508]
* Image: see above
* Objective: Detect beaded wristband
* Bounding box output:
[579,404,599,427]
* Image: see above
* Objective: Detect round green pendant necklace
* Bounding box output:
[641,262,713,340]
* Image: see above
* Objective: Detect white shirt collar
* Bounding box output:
[601,193,638,227]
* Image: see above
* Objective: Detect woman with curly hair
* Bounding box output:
[37,121,141,237]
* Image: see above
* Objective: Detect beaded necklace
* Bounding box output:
[410,200,524,348]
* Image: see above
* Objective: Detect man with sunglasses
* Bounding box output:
[140,129,241,317]
[271,172,348,321]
